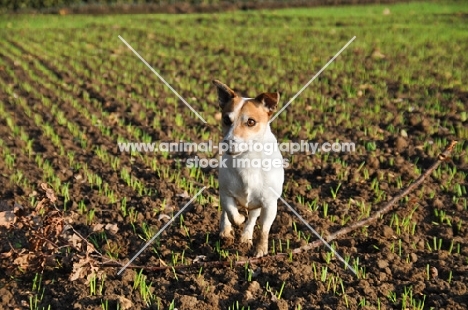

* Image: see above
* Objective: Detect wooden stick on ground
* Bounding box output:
[297,139,458,252]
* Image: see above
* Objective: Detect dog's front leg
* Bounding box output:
[240,208,261,247]
[255,202,278,257]
[219,195,245,239]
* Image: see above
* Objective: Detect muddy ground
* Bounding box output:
[0,5,468,310]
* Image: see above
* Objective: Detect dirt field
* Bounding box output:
[0,1,467,309]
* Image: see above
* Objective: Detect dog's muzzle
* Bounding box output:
[221,139,245,156]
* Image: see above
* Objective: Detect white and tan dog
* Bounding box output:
[213,80,284,257]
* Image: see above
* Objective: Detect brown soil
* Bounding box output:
[0,12,467,310]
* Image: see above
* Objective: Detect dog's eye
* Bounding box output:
[223,115,232,126]
[246,118,256,127]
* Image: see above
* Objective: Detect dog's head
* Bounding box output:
[213,79,280,155]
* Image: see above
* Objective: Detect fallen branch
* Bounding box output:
[102,140,457,272]
[303,140,458,250]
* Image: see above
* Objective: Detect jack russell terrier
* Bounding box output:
[213,79,285,257]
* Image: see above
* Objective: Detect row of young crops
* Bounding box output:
[0,2,467,309]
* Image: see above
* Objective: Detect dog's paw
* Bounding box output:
[254,244,268,258]
[240,234,253,247]
[219,227,234,240]
[232,213,246,226]
[254,232,269,257]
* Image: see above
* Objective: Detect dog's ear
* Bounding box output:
[255,92,280,115]
[213,80,237,109]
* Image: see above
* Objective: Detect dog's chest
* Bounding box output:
[236,169,265,208]
[220,157,266,209]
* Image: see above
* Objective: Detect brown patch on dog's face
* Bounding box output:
[220,98,270,140]
[231,100,270,141]
[213,80,280,141]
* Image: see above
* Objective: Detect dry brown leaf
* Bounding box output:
[118,296,133,310]
[70,234,83,248]
[69,260,87,281]
[54,218,64,236]
[70,256,105,284]
[86,241,97,255]
[29,236,44,252]
[40,183,57,203]
[0,250,14,259]
[92,223,104,232]
[44,216,64,238]
[13,252,33,270]
[45,189,57,203]
[105,223,119,234]
[35,198,47,212]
